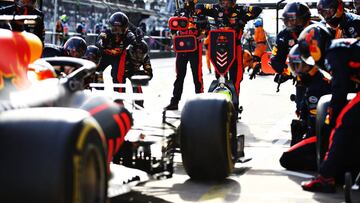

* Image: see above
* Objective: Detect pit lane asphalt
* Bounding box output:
[110,57,359,203]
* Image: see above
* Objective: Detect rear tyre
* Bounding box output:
[0,108,107,203]
[180,94,236,180]
[315,95,331,170]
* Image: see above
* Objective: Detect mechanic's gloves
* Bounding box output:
[274,73,293,84]
[144,69,153,80]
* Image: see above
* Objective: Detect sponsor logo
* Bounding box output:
[308,96,318,104]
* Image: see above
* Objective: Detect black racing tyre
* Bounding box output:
[344,172,353,203]
[315,94,331,170]
[180,94,237,180]
[0,107,107,203]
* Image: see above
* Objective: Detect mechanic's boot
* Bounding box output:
[301,175,336,193]
[164,100,178,110]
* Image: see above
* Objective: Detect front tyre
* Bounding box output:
[180,94,236,180]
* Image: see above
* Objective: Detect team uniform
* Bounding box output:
[165,0,207,110]
[297,24,360,192]
[195,3,262,100]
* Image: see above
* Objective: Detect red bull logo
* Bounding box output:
[216,35,228,43]
[0,29,42,94]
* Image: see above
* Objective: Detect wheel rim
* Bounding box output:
[81,145,106,203]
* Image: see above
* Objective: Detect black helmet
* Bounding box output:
[317,0,344,27]
[76,23,84,34]
[297,23,332,68]
[83,45,101,65]
[108,12,129,36]
[355,0,360,13]
[184,0,198,10]
[219,0,235,10]
[129,40,149,61]
[288,44,314,77]
[17,0,37,7]
[63,36,87,58]
[282,2,311,33]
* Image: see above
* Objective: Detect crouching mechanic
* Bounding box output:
[296,24,360,193]
[96,11,138,92]
[279,44,331,171]
[271,1,311,117]
[82,45,103,88]
[41,36,87,76]
[124,40,153,108]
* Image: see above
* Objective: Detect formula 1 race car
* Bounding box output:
[0,15,144,202]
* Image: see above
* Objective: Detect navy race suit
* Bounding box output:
[195,3,262,99]
[299,68,331,139]
[319,39,360,180]
[333,12,360,38]
[168,6,205,106]
[325,39,360,124]
[280,68,331,171]
[271,29,299,74]
[96,29,136,92]
[271,25,313,114]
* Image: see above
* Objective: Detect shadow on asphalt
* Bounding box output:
[110,190,172,203]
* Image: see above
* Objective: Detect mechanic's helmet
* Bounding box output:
[219,0,235,10]
[108,12,129,36]
[354,0,360,13]
[17,0,36,7]
[297,23,332,68]
[76,23,84,34]
[317,0,344,27]
[63,36,87,58]
[129,40,149,62]
[282,2,311,33]
[288,44,314,77]
[184,0,198,10]
[213,85,232,101]
[60,14,69,23]
[254,18,263,27]
[83,45,101,66]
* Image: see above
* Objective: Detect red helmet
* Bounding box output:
[297,24,332,68]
